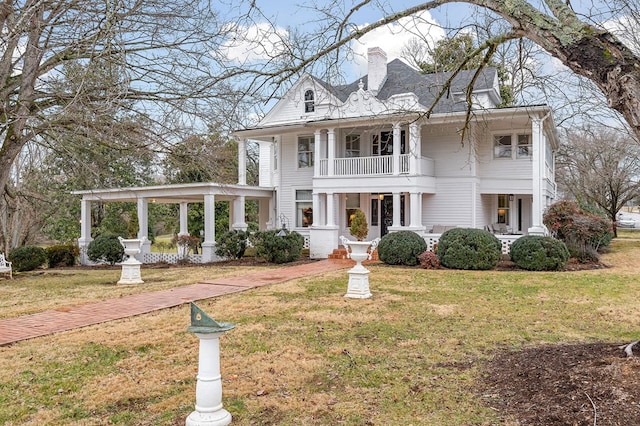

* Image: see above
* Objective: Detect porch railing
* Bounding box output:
[318,155,434,177]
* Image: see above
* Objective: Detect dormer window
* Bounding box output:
[304,89,315,113]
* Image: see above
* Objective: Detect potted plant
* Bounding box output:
[349,209,368,241]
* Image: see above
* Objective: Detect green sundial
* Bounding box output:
[187,302,235,334]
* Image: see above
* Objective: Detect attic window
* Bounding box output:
[304,90,315,113]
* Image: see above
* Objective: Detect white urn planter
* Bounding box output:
[339,236,381,299]
[117,237,146,285]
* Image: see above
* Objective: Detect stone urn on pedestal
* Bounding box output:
[340,235,380,299]
[340,208,380,298]
[117,237,146,285]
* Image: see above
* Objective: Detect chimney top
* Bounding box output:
[367,47,388,95]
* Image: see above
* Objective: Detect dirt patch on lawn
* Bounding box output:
[479,342,640,425]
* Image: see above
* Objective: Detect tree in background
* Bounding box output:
[556,126,640,236]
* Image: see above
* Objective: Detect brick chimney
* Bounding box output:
[367,47,387,95]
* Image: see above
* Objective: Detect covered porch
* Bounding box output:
[73,183,275,265]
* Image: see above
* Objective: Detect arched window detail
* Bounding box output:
[304,89,315,113]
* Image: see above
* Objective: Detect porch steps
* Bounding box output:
[327,247,379,262]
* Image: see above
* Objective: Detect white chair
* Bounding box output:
[0,253,12,279]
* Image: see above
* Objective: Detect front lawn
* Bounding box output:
[0,239,638,425]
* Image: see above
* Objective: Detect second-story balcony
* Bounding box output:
[318,154,435,177]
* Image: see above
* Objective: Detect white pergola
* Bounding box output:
[73,182,275,264]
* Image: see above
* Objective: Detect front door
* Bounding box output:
[381,195,393,236]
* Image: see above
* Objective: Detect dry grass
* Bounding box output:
[1,239,640,425]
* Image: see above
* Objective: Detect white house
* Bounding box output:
[75,47,558,263]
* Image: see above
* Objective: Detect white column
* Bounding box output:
[201,194,216,262]
[186,332,232,426]
[314,130,322,177]
[409,122,421,174]
[179,203,189,235]
[409,192,423,229]
[137,198,151,256]
[78,198,93,264]
[326,192,336,227]
[238,138,247,185]
[258,198,271,230]
[393,123,401,175]
[529,117,545,235]
[392,192,401,227]
[232,196,247,231]
[312,192,320,226]
[327,128,336,176]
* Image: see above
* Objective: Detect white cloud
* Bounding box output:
[220,22,290,64]
[349,10,445,77]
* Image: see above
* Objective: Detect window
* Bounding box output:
[497,194,510,224]
[517,134,532,158]
[304,89,315,113]
[345,193,360,227]
[345,135,360,157]
[494,135,512,158]
[296,190,313,227]
[297,136,314,168]
[372,130,405,155]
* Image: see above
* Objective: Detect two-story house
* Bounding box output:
[75,47,557,263]
[235,47,558,258]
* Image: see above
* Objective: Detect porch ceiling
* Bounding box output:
[72,182,275,203]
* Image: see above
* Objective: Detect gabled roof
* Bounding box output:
[330,59,499,114]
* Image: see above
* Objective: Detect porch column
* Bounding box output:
[78,198,93,264]
[392,192,401,227]
[258,198,271,230]
[238,138,247,185]
[529,117,546,235]
[393,123,401,175]
[179,202,189,236]
[312,192,320,226]
[201,194,217,262]
[314,130,322,177]
[409,122,421,174]
[327,128,336,176]
[232,196,248,231]
[326,192,336,227]
[409,192,423,229]
[136,198,151,255]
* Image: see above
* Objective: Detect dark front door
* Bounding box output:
[381,195,393,236]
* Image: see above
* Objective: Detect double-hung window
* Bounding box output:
[494,133,531,159]
[297,136,314,168]
[345,135,360,157]
[296,190,313,227]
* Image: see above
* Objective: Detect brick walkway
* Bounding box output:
[0,259,351,346]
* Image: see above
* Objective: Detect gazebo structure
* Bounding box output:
[73,182,275,264]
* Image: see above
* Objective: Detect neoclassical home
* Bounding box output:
[75,47,558,263]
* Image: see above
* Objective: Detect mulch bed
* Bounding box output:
[479,343,640,425]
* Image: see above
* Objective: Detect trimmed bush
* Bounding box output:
[46,244,79,268]
[87,235,124,265]
[543,200,613,261]
[216,230,249,259]
[8,246,48,272]
[510,236,569,271]
[436,228,501,270]
[418,250,441,269]
[377,231,427,266]
[349,209,369,241]
[252,230,304,264]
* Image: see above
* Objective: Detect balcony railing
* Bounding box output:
[318,154,434,177]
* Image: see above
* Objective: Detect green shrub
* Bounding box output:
[349,209,369,241]
[510,236,570,271]
[252,230,304,264]
[543,200,613,261]
[87,235,124,265]
[216,230,249,259]
[418,250,441,269]
[436,228,501,270]
[46,244,79,268]
[377,231,427,266]
[8,246,48,272]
